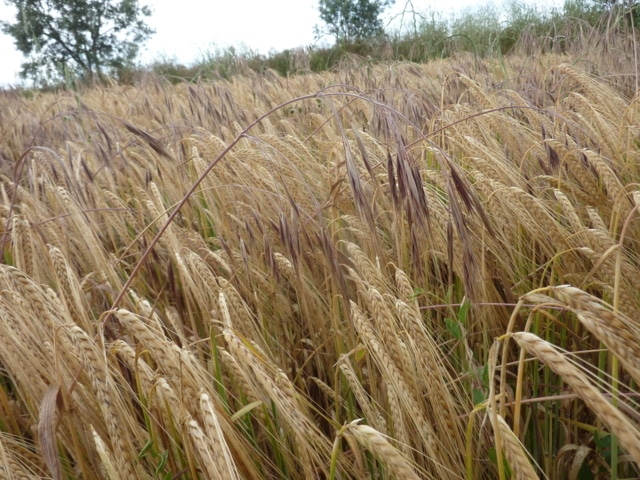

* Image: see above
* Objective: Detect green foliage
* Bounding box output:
[147,57,199,84]
[109,0,640,86]
[488,447,512,477]
[1,0,154,84]
[316,0,395,44]
[138,440,171,480]
[387,12,448,61]
[564,0,640,27]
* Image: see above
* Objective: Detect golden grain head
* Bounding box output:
[1,36,640,479]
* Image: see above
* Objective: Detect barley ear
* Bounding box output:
[345,421,421,480]
[489,408,539,480]
[510,332,640,465]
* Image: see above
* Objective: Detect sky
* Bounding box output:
[0,0,562,87]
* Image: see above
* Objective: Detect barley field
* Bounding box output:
[1,43,640,479]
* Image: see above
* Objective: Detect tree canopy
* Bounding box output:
[1,0,154,83]
[316,0,395,44]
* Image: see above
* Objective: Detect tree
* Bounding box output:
[316,0,395,44]
[1,0,154,83]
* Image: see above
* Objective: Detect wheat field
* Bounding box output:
[1,44,640,479]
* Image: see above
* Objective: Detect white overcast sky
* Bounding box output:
[0,0,562,87]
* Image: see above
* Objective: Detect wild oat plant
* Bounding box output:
[1,49,640,479]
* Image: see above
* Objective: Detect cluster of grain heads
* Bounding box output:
[0,265,142,477]
[2,47,640,479]
[489,285,640,478]
[505,331,640,468]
